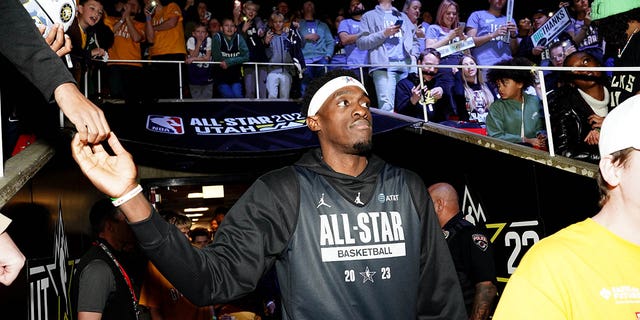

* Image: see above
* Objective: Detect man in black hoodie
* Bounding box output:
[71,69,466,320]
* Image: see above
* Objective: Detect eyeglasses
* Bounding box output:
[551,53,565,61]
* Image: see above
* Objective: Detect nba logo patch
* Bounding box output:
[146,115,184,134]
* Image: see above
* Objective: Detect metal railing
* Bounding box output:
[4,58,639,176]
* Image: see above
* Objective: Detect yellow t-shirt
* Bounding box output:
[148,2,186,57]
[494,218,640,319]
[104,15,146,67]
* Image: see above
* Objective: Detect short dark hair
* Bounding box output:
[301,69,362,117]
[487,57,535,88]
[189,227,211,242]
[89,198,120,237]
[419,48,441,61]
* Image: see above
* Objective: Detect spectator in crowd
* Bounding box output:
[465,0,518,80]
[275,1,296,29]
[591,0,640,107]
[357,0,419,112]
[190,227,211,248]
[515,8,550,66]
[211,17,249,98]
[181,0,199,33]
[428,182,497,320]
[104,0,146,102]
[422,10,433,25]
[71,198,139,320]
[208,17,221,36]
[196,1,211,26]
[335,0,369,73]
[425,0,467,119]
[298,0,335,96]
[493,94,640,319]
[515,16,532,44]
[1,0,110,146]
[402,0,426,54]
[185,23,214,99]
[457,54,495,125]
[210,206,228,237]
[140,211,214,320]
[547,51,610,163]
[564,0,604,63]
[329,13,347,70]
[183,0,210,42]
[264,12,295,98]
[144,0,187,99]
[71,68,467,320]
[67,0,112,97]
[395,48,446,121]
[238,0,269,99]
[543,36,577,91]
[485,57,547,149]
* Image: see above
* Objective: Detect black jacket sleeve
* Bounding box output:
[130,167,300,306]
[1,0,76,102]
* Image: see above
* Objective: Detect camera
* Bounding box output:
[21,0,76,36]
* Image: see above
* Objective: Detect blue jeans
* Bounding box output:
[301,57,329,97]
[371,61,409,112]
[217,82,243,98]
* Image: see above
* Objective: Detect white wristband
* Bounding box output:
[111,185,143,207]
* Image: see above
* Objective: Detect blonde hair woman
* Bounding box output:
[459,54,494,123]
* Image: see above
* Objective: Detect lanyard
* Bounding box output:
[95,241,140,319]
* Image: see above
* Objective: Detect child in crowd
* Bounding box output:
[485,57,547,149]
[185,23,213,99]
[211,17,249,98]
[238,0,268,98]
[263,12,295,98]
[68,0,111,95]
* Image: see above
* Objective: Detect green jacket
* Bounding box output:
[486,94,545,143]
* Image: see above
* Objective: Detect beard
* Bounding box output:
[353,139,373,155]
[350,8,366,16]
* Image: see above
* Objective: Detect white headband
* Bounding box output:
[306,76,368,117]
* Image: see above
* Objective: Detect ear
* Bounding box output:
[306,116,321,132]
[432,198,443,214]
[599,155,623,188]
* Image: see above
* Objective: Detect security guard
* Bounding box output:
[429,182,497,320]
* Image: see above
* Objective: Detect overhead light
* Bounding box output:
[184,207,209,213]
[191,218,199,221]
[188,192,203,198]
[185,213,203,217]
[203,185,224,198]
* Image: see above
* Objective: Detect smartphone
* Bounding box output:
[394,19,403,27]
[148,0,158,12]
[458,22,466,30]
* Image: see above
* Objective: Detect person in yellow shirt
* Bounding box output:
[143,0,187,99]
[493,94,640,319]
[104,0,146,101]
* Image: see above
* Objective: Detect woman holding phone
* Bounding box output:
[425,0,467,120]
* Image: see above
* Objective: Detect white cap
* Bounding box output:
[599,95,640,157]
[306,76,367,117]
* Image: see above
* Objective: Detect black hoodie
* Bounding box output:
[131,148,466,319]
